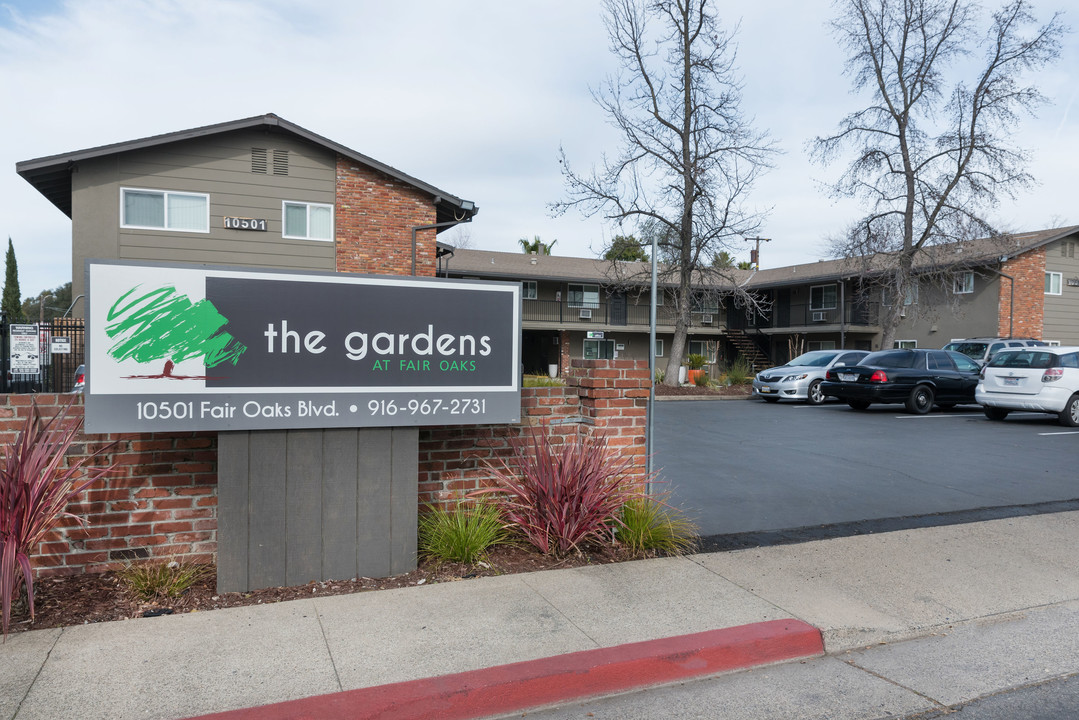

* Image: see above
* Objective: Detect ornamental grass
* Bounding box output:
[476,424,645,557]
[418,498,511,564]
[0,400,116,637]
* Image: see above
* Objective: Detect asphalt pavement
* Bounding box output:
[5,509,1079,720]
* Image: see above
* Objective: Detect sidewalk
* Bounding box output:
[4,510,1079,720]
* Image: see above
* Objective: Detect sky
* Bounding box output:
[1,0,1075,299]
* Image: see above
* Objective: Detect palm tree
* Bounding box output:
[519,236,556,255]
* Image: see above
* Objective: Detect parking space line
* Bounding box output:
[894,413,983,418]
[1039,431,1079,436]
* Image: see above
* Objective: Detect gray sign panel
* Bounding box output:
[85,261,521,433]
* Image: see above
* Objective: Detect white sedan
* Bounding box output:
[753,349,869,405]
[975,346,1079,426]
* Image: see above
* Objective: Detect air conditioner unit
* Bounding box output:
[812,311,827,322]
[578,309,593,319]
[702,314,713,325]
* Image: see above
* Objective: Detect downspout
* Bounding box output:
[410,219,471,277]
[840,280,846,348]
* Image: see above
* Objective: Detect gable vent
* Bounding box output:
[272,149,289,176]
[251,147,268,174]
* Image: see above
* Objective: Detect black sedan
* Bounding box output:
[819,348,982,414]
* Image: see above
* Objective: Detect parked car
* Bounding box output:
[942,337,1046,367]
[820,348,982,414]
[71,364,85,394]
[976,346,1079,427]
[753,349,869,405]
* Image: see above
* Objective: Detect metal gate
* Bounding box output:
[0,317,85,394]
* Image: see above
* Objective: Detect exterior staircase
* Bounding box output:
[727,329,770,371]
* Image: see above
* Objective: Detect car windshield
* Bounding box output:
[943,342,988,360]
[786,351,838,367]
[861,350,917,368]
[988,351,1057,369]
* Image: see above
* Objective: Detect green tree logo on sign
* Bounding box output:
[106,285,246,379]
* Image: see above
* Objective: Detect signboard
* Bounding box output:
[50,337,72,354]
[10,324,40,373]
[86,261,521,433]
[586,331,604,339]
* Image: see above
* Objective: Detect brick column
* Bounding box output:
[568,359,650,483]
[1001,248,1046,338]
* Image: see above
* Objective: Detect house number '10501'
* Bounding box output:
[224,217,267,231]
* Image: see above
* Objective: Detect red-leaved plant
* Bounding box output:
[475,424,646,556]
[1,400,116,637]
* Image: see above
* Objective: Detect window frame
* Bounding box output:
[1045,271,1062,296]
[953,271,974,294]
[522,281,537,300]
[582,338,615,360]
[810,284,838,311]
[120,187,210,233]
[654,339,664,357]
[282,200,334,241]
[567,283,600,309]
[894,339,917,349]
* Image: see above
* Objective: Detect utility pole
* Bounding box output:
[745,236,771,270]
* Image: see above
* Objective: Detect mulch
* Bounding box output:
[653,383,752,398]
[6,544,637,635]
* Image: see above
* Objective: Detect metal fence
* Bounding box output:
[0,317,85,394]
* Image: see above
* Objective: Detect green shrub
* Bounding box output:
[693,371,710,387]
[654,368,665,384]
[1,400,116,636]
[722,356,752,385]
[617,495,698,556]
[118,559,210,602]
[477,425,644,556]
[418,498,510,564]
[685,353,708,370]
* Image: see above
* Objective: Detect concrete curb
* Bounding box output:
[655,393,754,402]
[183,620,822,720]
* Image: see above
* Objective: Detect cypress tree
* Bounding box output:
[2,238,22,323]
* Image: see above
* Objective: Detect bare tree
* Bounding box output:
[814,0,1065,349]
[552,0,776,384]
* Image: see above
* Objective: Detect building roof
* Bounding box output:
[446,225,1079,289]
[15,113,478,227]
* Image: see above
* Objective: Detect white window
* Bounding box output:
[953,272,974,294]
[583,339,614,359]
[894,339,917,349]
[688,340,715,363]
[903,280,919,306]
[122,188,209,232]
[1045,272,1062,295]
[692,292,719,314]
[1046,340,1061,346]
[654,339,664,357]
[522,281,537,300]
[568,283,600,309]
[283,201,334,241]
[810,284,837,310]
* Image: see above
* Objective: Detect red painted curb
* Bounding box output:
[184,619,823,720]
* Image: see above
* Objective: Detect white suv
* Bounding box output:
[975,346,1079,426]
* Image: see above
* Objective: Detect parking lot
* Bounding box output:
[653,399,1078,540]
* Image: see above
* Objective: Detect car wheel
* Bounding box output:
[806,379,825,405]
[1059,394,1079,427]
[984,406,1009,421]
[905,385,934,414]
[847,399,871,410]
[762,397,780,403]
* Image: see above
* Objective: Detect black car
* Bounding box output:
[820,348,982,414]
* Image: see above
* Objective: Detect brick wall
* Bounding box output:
[0,395,216,577]
[334,155,438,277]
[1001,248,1046,338]
[418,359,650,505]
[9,360,650,578]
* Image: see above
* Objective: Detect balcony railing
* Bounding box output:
[522,300,720,328]
[737,301,881,330]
